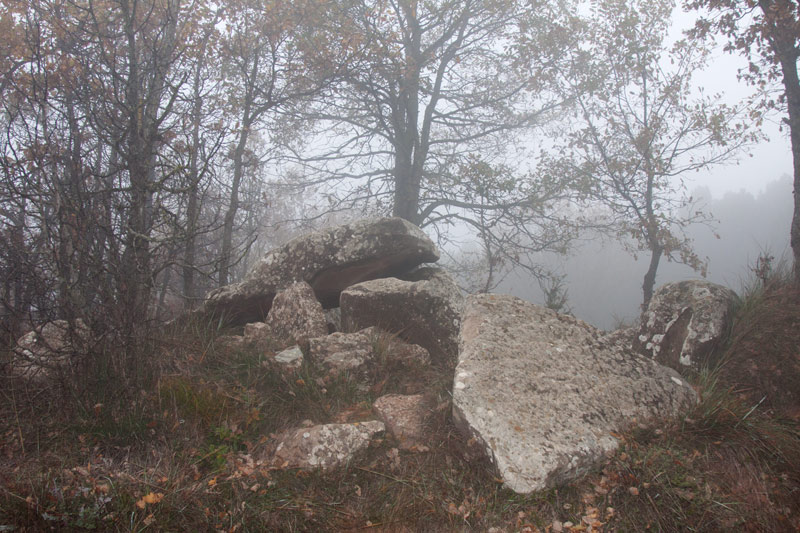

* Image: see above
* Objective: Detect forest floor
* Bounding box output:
[1,279,799,532]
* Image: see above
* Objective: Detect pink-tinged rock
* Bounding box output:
[205,218,439,325]
[453,294,697,494]
[373,394,430,450]
[270,421,385,471]
[265,281,328,344]
[635,280,737,373]
[340,267,463,366]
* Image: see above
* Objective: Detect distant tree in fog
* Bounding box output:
[555,0,759,306]
[688,0,800,283]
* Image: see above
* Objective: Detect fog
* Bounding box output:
[495,175,794,330]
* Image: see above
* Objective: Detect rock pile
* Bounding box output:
[200,218,704,487]
[10,217,716,494]
[204,217,440,325]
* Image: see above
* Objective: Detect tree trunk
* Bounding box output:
[642,243,663,308]
[182,61,203,307]
[392,147,421,224]
[776,46,800,284]
[219,118,249,287]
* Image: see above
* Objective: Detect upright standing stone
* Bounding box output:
[265,281,328,345]
[635,280,737,372]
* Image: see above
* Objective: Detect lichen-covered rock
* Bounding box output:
[274,345,304,369]
[378,338,431,366]
[635,280,737,372]
[373,394,430,450]
[205,218,439,325]
[600,326,637,353]
[269,421,385,471]
[453,294,697,494]
[308,327,431,380]
[265,281,328,344]
[243,322,271,346]
[308,328,378,376]
[12,320,89,380]
[340,267,463,366]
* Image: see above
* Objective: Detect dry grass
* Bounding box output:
[2,276,800,531]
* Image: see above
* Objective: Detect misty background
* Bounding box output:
[490,174,793,330]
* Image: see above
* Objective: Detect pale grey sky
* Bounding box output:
[672,7,793,197]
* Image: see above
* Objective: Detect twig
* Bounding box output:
[354,466,415,487]
[735,395,766,428]
[10,385,25,456]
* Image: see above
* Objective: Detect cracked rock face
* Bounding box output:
[373,394,430,450]
[634,280,737,372]
[308,328,378,376]
[265,281,328,345]
[204,218,439,325]
[270,421,385,471]
[452,294,697,494]
[340,267,463,366]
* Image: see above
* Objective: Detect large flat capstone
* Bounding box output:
[452,294,697,494]
[204,218,439,325]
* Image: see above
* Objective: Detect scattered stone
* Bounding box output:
[379,338,431,366]
[340,267,463,366]
[269,421,385,471]
[308,328,379,377]
[12,320,89,380]
[265,281,328,345]
[205,218,439,325]
[373,394,430,450]
[274,346,304,369]
[243,322,272,346]
[635,280,737,372]
[452,294,697,494]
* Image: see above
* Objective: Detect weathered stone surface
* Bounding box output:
[308,327,431,380]
[340,267,463,366]
[453,294,697,494]
[635,280,737,372]
[274,345,304,369]
[205,218,439,325]
[373,394,429,450]
[600,326,637,354]
[216,334,247,352]
[12,320,89,380]
[265,281,328,344]
[380,338,431,366]
[243,322,271,345]
[324,308,342,333]
[308,328,379,377]
[270,421,385,471]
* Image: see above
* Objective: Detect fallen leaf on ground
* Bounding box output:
[136,492,164,509]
